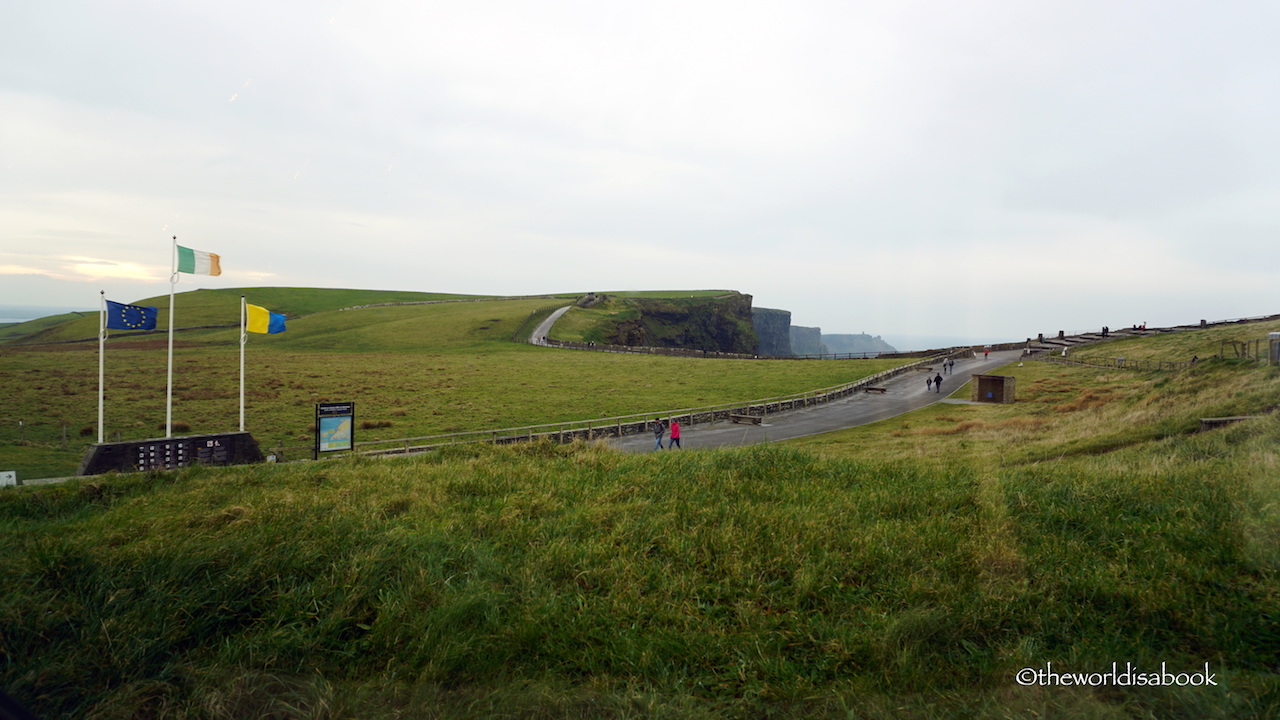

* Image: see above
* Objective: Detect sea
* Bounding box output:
[880,333,1026,353]
[0,305,93,325]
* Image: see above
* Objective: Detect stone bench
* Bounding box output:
[729,414,763,425]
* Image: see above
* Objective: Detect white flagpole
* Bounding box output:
[166,236,177,438]
[240,296,247,432]
[98,291,106,444]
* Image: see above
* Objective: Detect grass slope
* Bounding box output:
[0,287,495,346]
[1,427,1276,718]
[1,323,1277,718]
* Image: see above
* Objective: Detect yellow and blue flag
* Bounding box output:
[246,303,286,334]
[105,300,158,330]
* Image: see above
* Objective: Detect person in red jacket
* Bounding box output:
[669,419,682,449]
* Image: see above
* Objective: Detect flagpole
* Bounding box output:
[240,295,246,432]
[166,236,177,438]
[98,291,106,444]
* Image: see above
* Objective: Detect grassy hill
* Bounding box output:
[0,288,899,479]
[1,320,1277,718]
[0,287,497,346]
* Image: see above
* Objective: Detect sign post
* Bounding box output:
[315,402,356,459]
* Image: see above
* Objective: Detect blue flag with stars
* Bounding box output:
[105,300,158,330]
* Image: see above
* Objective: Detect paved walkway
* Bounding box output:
[530,306,573,345]
[608,350,1022,452]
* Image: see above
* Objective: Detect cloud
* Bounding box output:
[64,257,159,282]
[2,0,1279,342]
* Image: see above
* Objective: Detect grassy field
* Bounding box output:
[0,290,899,478]
[1,410,1276,717]
[1,310,1278,717]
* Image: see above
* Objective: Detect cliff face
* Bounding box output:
[752,308,792,356]
[600,293,759,354]
[789,326,827,356]
[822,333,897,355]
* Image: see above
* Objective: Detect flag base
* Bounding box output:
[78,431,265,476]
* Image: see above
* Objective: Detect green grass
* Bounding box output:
[0,293,900,478]
[3,293,1278,717]
[0,311,98,343]
[1,287,496,345]
[1072,320,1280,364]
[2,422,1277,718]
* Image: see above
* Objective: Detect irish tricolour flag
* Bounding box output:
[177,245,222,276]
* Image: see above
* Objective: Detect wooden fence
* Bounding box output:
[1035,355,1197,372]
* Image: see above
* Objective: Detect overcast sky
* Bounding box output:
[3,0,1278,347]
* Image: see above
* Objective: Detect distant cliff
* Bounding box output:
[790,326,827,356]
[567,293,896,357]
[823,333,897,355]
[596,293,759,354]
[752,308,791,356]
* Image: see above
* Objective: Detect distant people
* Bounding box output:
[934,373,943,393]
[948,357,955,374]
[927,376,933,391]
[669,419,682,449]
[984,348,989,359]
[652,418,666,451]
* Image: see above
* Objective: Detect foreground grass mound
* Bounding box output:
[3,428,1277,718]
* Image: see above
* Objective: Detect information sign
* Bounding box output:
[316,402,356,456]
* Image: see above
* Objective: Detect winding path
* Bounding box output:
[532,303,1022,452]
[530,306,573,345]
[606,350,1022,452]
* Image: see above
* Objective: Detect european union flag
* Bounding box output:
[105,300,158,330]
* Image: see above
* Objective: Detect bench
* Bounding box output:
[863,387,887,394]
[729,414,763,425]
[1199,416,1264,431]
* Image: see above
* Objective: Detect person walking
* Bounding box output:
[927,376,933,391]
[652,417,667,451]
[669,419,682,449]
[934,373,943,393]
